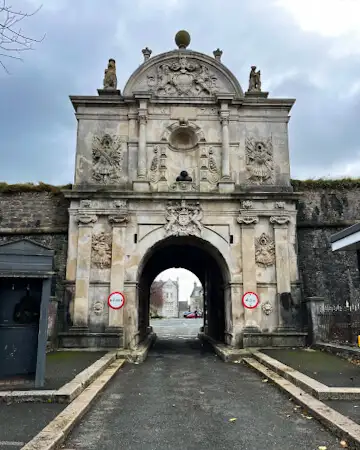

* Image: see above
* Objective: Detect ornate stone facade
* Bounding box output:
[164,200,203,237]
[63,30,301,350]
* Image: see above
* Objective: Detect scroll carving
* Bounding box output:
[208,148,220,185]
[92,134,123,184]
[245,137,274,184]
[237,215,259,225]
[241,200,253,210]
[77,215,97,226]
[147,56,218,97]
[270,216,291,225]
[255,233,275,267]
[149,145,167,185]
[109,215,128,226]
[91,232,112,269]
[164,200,203,237]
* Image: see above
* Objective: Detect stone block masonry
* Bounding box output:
[0,186,71,333]
[295,182,360,307]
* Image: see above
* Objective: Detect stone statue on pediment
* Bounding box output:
[103,58,117,90]
[248,65,261,92]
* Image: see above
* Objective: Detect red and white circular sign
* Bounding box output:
[242,291,259,309]
[108,291,125,310]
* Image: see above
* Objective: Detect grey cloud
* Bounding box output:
[0,0,359,183]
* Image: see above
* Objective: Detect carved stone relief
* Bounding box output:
[237,215,259,225]
[275,201,285,209]
[245,137,274,184]
[109,215,128,226]
[114,200,127,209]
[80,200,91,208]
[262,301,273,315]
[270,216,291,225]
[91,232,112,269]
[147,56,218,97]
[93,301,104,315]
[241,200,253,210]
[207,148,220,185]
[255,233,275,267]
[77,215,97,226]
[198,106,218,115]
[149,145,167,186]
[92,134,124,184]
[164,200,203,237]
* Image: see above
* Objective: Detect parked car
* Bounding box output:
[183,311,192,317]
[185,312,203,319]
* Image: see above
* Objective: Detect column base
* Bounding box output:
[218,180,235,193]
[133,180,150,192]
[242,331,307,348]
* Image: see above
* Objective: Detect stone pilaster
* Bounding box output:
[220,112,230,178]
[123,281,138,349]
[237,215,261,330]
[218,102,235,192]
[270,215,292,328]
[133,99,150,192]
[73,214,97,328]
[107,214,128,331]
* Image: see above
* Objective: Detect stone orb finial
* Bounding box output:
[175,30,191,49]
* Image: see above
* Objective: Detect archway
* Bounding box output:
[137,235,231,345]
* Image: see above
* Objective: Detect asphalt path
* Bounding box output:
[63,332,340,449]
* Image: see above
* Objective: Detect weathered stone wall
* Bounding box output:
[295,184,360,306]
[0,189,70,305]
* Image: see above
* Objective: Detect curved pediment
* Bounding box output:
[123,50,244,99]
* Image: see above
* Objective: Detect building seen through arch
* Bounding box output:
[60,30,305,350]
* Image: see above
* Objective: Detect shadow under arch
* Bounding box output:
[137,235,231,345]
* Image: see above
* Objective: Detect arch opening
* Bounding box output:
[137,236,231,346]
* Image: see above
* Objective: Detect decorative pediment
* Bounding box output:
[123,50,243,98]
[0,238,54,256]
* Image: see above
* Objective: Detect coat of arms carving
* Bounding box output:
[164,200,203,237]
[92,134,123,184]
[91,232,112,269]
[255,232,275,267]
[245,137,274,184]
[147,56,217,97]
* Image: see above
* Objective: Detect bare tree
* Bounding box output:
[0,1,45,72]
[150,282,164,316]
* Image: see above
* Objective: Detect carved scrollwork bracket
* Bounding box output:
[77,215,97,227]
[236,215,259,226]
[270,216,291,226]
[108,215,129,227]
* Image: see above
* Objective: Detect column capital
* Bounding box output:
[109,214,129,226]
[76,214,97,227]
[220,111,230,125]
[237,215,259,226]
[270,215,291,226]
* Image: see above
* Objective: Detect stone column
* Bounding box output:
[107,214,128,331]
[270,215,292,329]
[237,215,261,330]
[72,214,97,328]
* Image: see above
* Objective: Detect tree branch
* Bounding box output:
[0,1,45,72]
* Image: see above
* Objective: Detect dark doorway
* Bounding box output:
[0,278,42,378]
[137,236,230,345]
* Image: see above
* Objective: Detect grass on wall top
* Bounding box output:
[0,179,360,193]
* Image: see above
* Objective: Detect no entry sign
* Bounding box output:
[242,291,259,309]
[108,291,125,310]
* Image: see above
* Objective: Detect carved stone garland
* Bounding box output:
[149,145,167,186]
[147,55,218,97]
[164,200,203,237]
[255,232,275,267]
[245,137,274,184]
[92,134,123,184]
[91,232,112,269]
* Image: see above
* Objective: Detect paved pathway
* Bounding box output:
[150,318,201,338]
[63,337,340,450]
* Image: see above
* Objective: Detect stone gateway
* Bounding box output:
[60,31,305,350]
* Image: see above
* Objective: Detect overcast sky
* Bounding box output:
[1,0,359,298]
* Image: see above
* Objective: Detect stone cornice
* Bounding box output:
[63,188,302,201]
